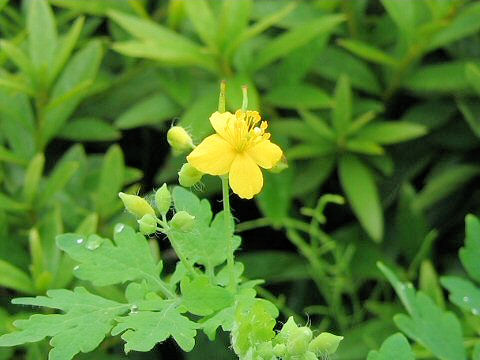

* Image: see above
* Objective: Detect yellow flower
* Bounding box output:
[186,110,283,199]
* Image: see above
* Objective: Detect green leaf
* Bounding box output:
[27,0,58,76]
[380,0,415,43]
[459,214,480,283]
[457,98,480,138]
[59,118,120,141]
[314,46,381,95]
[338,39,398,67]
[394,292,465,360]
[184,0,217,49]
[179,86,218,138]
[441,276,480,316]
[0,90,35,158]
[378,263,466,360]
[42,40,103,147]
[0,145,27,165]
[332,75,352,135]
[0,192,29,212]
[0,287,129,360]
[405,61,476,93]
[112,304,198,352]
[345,139,384,155]
[265,83,332,109]
[22,153,45,204]
[367,333,414,360]
[286,142,335,160]
[429,2,480,51]
[169,187,241,271]
[253,15,344,70]
[339,155,383,242]
[257,168,293,225]
[95,145,124,216]
[37,161,79,207]
[0,259,35,294]
[219,0,252,51]
[413,165,480,210]
[0,40,36,84]
[353,122,427,144]
[115,92,180,129]
[50,0,132,15]
[109,11,216,72]
[49,16,85,85]
[401,100,456,130]
[465,63,480,96]
[56,225,169,294]
[181,276,234,316]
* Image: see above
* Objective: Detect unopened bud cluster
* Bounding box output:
[118,183,195,236]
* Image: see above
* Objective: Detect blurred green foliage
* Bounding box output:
[0,0,480,358]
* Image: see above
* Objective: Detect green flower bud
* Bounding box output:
[256,341,274,359]
[167,126,194,154]
[303,351,319,360]
[273,343,286,357]
[138,214,157,235]
[287,327,310,355]
[308,332,343,355]
[278,316,298,341]
[155,183,171,215]
[119,192,155,218]
[178,163,203,187]
[170,211,195,232]
[269,156,288,174]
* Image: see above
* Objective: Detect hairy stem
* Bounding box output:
[222,176,236,291]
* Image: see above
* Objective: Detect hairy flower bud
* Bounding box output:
[155,183,171,215]
[167,126,194,154]
[118,192,155,218]
[170,211,195,232]
[308,332,343,355]
[269,156,288,173]
[138,214,157,235]
[178,163,203,187]
[287,327,311,355]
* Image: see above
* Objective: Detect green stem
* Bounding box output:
[222,176,236,291]
[162,215,198,279]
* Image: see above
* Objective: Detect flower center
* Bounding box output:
[225,110,271,152]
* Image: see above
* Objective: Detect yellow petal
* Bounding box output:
[247,140,283,169]
[187,134,235,175]
[229,153,263,199]
[209,111,235,140]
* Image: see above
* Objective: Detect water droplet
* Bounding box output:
[472,308,479,316]
[115,223,125,233]
[130,305,138,314]
[85,237,103,250]
[76,238,84,244]
[463,296,470,302]
[73,265,80,271]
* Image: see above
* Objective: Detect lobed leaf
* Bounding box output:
[367,333,414,360]
[0,287,129,360]
[112,303,198,352]
[56,225,168,294]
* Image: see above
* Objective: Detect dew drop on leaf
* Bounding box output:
[73,265,80,271]
[463,296,470,302]
[130,305,138,314]
[115,223,125,233]
[76,238,84,244]
[85,237,103,250]
[472,308,479,315]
